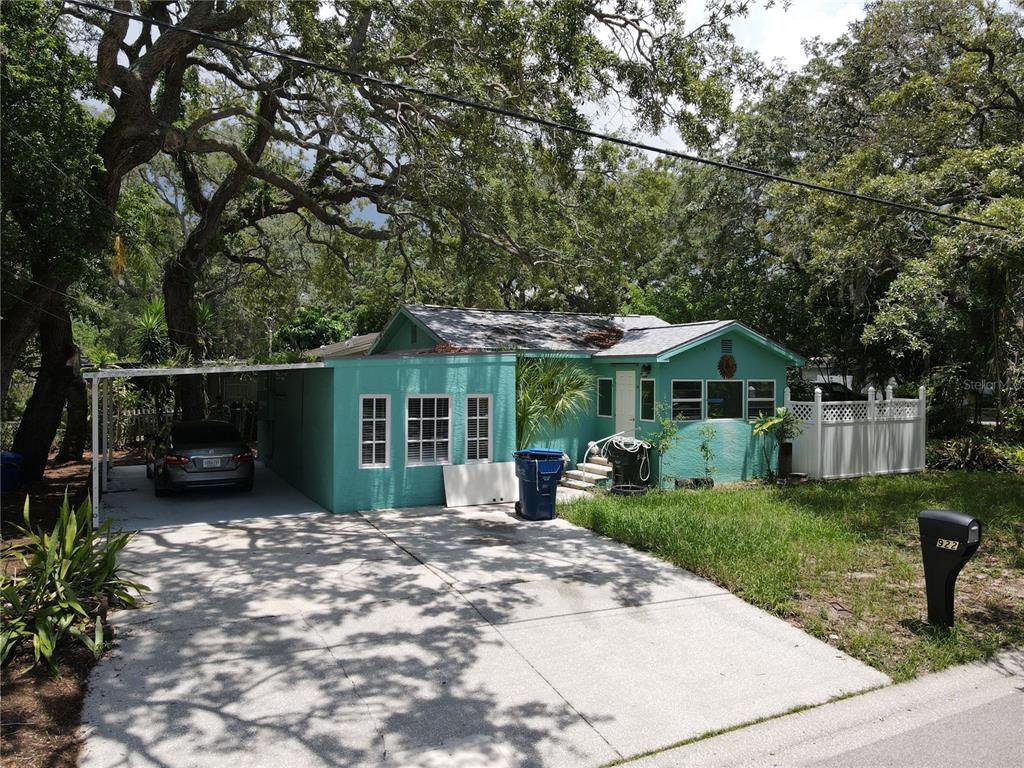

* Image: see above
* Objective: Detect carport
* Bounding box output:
[83,362,325,527]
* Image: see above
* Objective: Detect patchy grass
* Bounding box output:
[560,471,1024,681]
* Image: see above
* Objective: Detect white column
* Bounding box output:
[867,386,877,475]
[101,379,110,491]
[813,387,823,479]
[885,383,894,401]
[90,377,100,528]
[918,385,928,471]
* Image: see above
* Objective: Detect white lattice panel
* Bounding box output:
[789,402,814,421]
[822,401,869,422]
[885,400,919,420]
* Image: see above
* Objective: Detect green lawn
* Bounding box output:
[560,472,1024,681]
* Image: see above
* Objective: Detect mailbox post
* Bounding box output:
[918,509,982,628]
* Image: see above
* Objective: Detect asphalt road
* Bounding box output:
[624,647,1024,768]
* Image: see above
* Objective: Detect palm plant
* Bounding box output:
[134,298,168,364]
[516,356,594,449]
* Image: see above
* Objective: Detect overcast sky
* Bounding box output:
[731,0,865,71]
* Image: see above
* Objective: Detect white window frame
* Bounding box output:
[639,378,656,422]
[671,379,703,421]
[747,379,776,420]
[706,379,745,420]
[464,394,492,464]
[358,394,390,468]
[406,394,453,467]
[597,377,613,417]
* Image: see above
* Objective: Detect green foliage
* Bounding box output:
[133,299,169,364]
[1,495,147,669]
[277,306,354,352]
[646,402,683,486]
[515,356,593,449]
[698,423,718,481]
[752,407,805,480]
[927,436,1015,472]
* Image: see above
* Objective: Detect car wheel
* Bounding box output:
[145,462,153,479]
[154,479,169,498]
[240,479,254,493]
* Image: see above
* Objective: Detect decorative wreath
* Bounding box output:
[718,354,737,379]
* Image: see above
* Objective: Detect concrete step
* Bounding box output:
[587,455,612,467]
[577,462,612,476]
[560,478,595,492]
[565,469,607,484]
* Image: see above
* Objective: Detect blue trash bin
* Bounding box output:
[1,451,23,494]
[513,448,565,520]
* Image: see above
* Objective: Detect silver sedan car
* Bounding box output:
[152,420,254,497]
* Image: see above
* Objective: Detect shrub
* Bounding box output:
[926,436,1014,472]
[1,495,147,669]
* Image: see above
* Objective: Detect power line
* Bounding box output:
[67,0,1007,232]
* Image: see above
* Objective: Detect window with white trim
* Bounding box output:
[407,396,451,465]
[465,395,491,463]
[640,379,655,421]
[597,378,613,417]
[747,380,776,419]
[359,395,389,467]
[671,380,702,421]
[707,380,743,419]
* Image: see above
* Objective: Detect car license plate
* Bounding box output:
[202,458,220,469]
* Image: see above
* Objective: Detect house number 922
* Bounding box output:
[936,538,959,551]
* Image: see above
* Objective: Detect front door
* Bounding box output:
[615,370,636,435]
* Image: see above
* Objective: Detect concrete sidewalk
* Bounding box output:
[81,473,888,767]
[622,648,1024,768]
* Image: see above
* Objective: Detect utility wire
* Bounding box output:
[67,0,1007,232]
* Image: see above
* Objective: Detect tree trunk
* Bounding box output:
[163,259,205,420]
[11,297,75,481]
[56,377,89,462]
[1,280,58,408]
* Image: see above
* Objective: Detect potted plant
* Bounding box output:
[752,407,804,482]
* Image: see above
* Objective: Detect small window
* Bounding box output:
[359,395,389,467]
[671,380,702,421]
[747,380,776,419]
[640,379,655,421]
[465,395,491,463]
[407,395,451,465]
[721,338,733,354]
[707,380,743,419]
[597,378,613,417]
[411,325,418,344]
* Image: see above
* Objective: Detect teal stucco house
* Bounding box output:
[259,305,803,513]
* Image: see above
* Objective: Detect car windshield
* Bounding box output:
[171,421,241,445]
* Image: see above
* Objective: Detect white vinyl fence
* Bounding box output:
[786,385,926,480]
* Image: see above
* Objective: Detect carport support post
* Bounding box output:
[102,378,110,491]
[91,376,100,528]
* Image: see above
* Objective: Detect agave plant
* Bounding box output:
[516,356,594,449]
[0,495,147,669]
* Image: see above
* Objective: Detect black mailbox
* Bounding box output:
[918,509,982,628]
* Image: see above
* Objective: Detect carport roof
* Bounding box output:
[82,361,325,379]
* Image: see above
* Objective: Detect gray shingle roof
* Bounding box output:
[305,332,379,359]
[594,320,735,357]
[403,304,669,352]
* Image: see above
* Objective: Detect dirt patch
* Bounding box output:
[576,325,624,349]
[0,642,100,768]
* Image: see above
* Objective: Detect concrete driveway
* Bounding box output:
[82,464,888,767]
